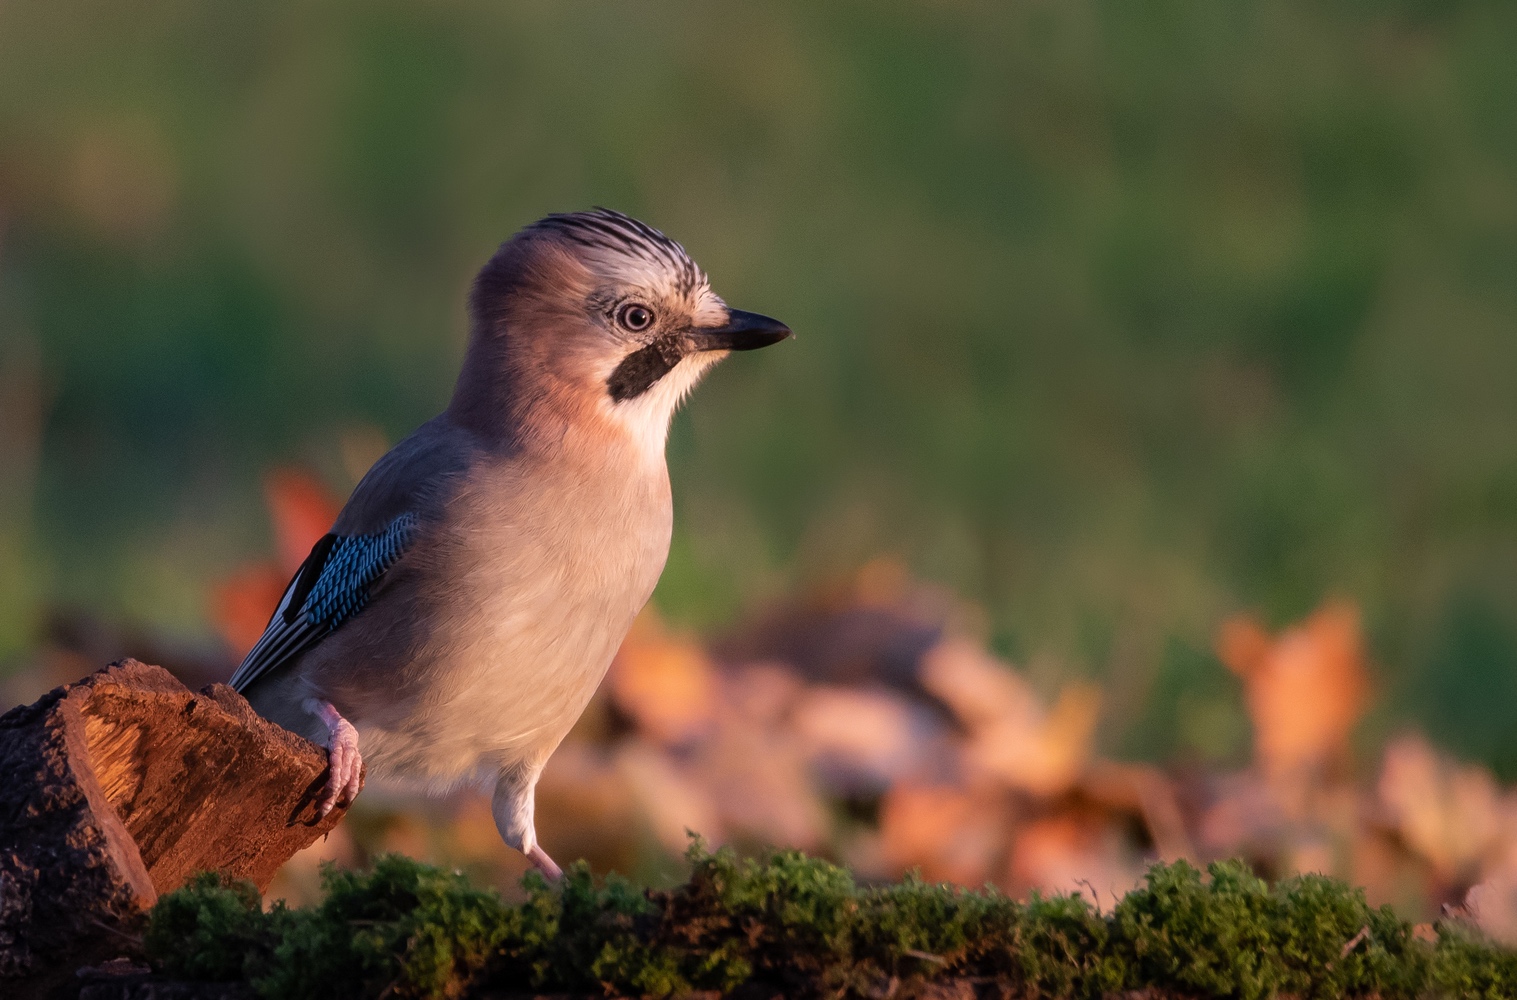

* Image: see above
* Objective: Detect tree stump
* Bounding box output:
[0,659,356,997]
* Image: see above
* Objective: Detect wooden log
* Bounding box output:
[0,659,356,996]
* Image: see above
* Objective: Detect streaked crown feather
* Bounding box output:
[525,208,706,298]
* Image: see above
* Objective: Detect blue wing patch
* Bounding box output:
[229,512,418,693]
[302,515,416,630]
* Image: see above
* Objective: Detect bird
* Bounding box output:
[228,209,790,878]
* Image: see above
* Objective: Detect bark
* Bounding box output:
[0,659,355,998]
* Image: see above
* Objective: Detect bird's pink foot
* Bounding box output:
[306,697,363,817]
[527,843,563,880]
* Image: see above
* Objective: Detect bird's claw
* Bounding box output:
[317,716,363,818]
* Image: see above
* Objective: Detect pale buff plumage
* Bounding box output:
[235,210,789,875]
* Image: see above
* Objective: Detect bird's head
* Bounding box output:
[455,209,791,454]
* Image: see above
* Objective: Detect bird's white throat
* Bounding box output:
[603,350,724,460]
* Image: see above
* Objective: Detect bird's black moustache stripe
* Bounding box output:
[607,341,683,401]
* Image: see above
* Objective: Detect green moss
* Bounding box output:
[1427,923,1517,1000]
[262,854,515,999]
[145,871,289,983]
[146,846,1517,999]
[150,856,515,999]
[1110,860,1422,999]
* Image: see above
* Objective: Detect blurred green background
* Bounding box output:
[1,1,1514,772]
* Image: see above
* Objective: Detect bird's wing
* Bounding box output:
[228,511,419,694]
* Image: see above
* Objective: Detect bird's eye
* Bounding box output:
[616,303,655,332]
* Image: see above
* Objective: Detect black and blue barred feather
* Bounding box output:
[303,516,415,628]
[229,512,418,693]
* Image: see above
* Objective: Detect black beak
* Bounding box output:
[689,309,792,352]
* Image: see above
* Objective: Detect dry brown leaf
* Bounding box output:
[700,710,831,851]
[209,467,342,658]
[791,684,945,795]
[264,468,342,576]
[724,662,804,725]
[969,685,1102,797]
[211,563,287,658]
[879,783,1004,886]
[1006,813,1143,904]
[920,638,1042,731]
[608,614,717,745]
[614,739,723,853]
[1378,733,1501,880]
[1081,760,1194,862]
[920,639,1101,797]
[1218,600,1368,782]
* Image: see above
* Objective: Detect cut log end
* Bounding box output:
[0,659,358,996]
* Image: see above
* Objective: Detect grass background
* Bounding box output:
[0,1,1515,773]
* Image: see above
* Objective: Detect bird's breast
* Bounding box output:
[368,453,672,779]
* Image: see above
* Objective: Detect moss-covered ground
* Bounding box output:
[145,844,1517,999]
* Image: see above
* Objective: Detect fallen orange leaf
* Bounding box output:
[879,783,1003,886]
[264,468,342,576]
[608,613,717,745]
[1218,600,1368,784]
[211,563,286,659]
